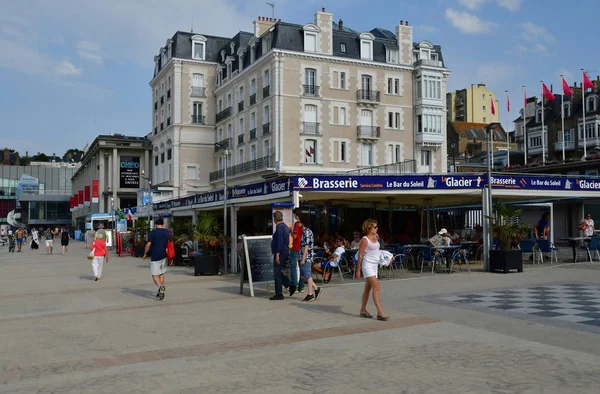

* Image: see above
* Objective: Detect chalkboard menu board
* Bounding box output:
[240,235,273,297]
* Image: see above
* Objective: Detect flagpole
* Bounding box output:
[541,81,546,164]
[506,90,510,168]
[561,74,566,163]
[523,85,528,165]
[582,69,587,159]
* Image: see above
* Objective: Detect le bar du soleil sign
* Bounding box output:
[154,178,291,210]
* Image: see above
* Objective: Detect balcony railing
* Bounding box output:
[191,115,206,125]
[249,128,257,140]
[191,86,206,97]
[216,107,232,123]
[357,90,381,103]
[415,59,443,67]
[346,160,417,175]
[357,125,381,139]
[303,85,320,96]
[554,141,575,151]
[161,96,164,104]
[250,93,257,105]
[167,89,171,99]
[238,134,244,144]
[263,122,271,135]
[263,85,270,98]
[209,155,275,182]
[214,137,232,152]
[238,101,244,111]
[160,122,164,131]
[302,122,321,135]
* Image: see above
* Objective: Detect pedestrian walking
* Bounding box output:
[95,223,108,242]
[269,210,291,300]
[297,215,321,302]
[30,228,39,250]
[60,228,70,255]
[90,232,109,281]
[289,208,303,295]
[44,227,55,254]
[356,219,389,321]
[15,227,24,252]
[142,218,171,300]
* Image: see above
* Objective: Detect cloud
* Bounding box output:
[77,41,102,65]
[458,0,488,10]
[56,60,82,76]
[520,22,555,43]
[416,25,439,33]
[0,38,54,75]
[497,0,523,11]
[445,8,494,34]
[476,64,516,83]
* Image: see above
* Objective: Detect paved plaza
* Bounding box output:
[2,243,600,393]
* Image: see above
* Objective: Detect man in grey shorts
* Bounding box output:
[142,218,171,300]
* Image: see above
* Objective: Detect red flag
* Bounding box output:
[310,146,315,154]
[305,149,311,157]
[583,71,594,90]
[542,82,555,101]
[507,93,510,112]
[562,78,573,96]
[491,97,496,115]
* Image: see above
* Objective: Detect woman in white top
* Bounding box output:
[356,219,389,321]
[582,214,595,237]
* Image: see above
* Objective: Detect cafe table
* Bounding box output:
[565,237,591,263]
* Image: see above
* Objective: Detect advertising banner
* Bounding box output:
[84,186,91,207]
[92,180,99,203]
[119,156,140,189]
[78,190,84,209]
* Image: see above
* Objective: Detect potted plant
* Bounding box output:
[132,218,150,257]
[190,212,222,275]
[488,201,531,273]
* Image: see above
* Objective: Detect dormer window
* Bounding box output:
[191,35,207,60]
[167,41,172,59]
[303,24,320,53]
[359,33,375,61]
[340,43,347,53]
[386,47,399,64]
[262,36,272,55]
[230,42,235,54]
[250,44,256,63]
[586,96,597,112]
[536,109,542,123]
[221,50,226,62]
[237,48,245,72]
[563,102,571,117]
[161,49,166,67]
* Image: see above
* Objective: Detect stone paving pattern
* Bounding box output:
[1,242,600,393]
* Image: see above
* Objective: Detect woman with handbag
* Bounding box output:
[89,232,109,281]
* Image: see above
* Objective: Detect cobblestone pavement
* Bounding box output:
[1,242,600,393]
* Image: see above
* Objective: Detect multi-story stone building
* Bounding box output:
[447,84,499,124]
[150,8,449,196]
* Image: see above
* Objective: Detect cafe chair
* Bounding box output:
[387,249,406,279]
[420,247,437,275]
[320,252,345,284]
[451,244,472,273]
[519,240,536,264]
[587,237,600,263]
[535,239,558,264]
[181,244,191,265]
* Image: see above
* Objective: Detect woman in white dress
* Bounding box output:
[356,219,389,321]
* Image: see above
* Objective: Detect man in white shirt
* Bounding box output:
[312,236,345,283]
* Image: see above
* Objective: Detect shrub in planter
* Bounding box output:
[488,201,531,273]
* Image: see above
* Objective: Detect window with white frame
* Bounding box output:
[238,118,244,136]
[191,36,206,60]
[536,109,542,123]
[418,114,442,133]
[331,139,348,162]
[340,72,346,89]
[218,156,224,170]
[250,144,257,161]
[386,48,399,64]
[218,99,223,112]
[263,105,270,124]
[227,93,232,108]
[360,143,373,166]
[304,32,317,52]
[239,86,244,102]
[386,143,402,164]
[167,103,171,119]
[565,128,574,142]
[250,79,256,95]
[263,69,270,87]
[587,96,597,112]
[340,43,347,53]
[422,76,442,99]
[264,140,270,157]
[563,102,571,117]
[262,36,272,54]
[483,105,486,112]
[167,43,172,59]
[250,44,256,63]
[387,111,401,129]
[421,150,431,167]
[185,166,197,180]
[339,107,347,125]
[250,112,256,129]
[304,139,317,163]
[226,123,232,138]
[360,34,374,60]
[529,136,542,148]
[387,78,401,95]
[238,148,244,164]
[416,77,422,99]
[192,73,204,89]
[579,123,597,140]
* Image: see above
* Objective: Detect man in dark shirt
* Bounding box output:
[143,218,171,300]
[270,210,291,300]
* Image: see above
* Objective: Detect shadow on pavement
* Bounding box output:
[293,302,358,318]
[120,287,157,300]
[78,275,95,281]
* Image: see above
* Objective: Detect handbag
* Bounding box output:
[87,248,95,260]
[166,240,175,260]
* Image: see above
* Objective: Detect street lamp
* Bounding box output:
[483,122,501,272]
[141,170,152,227]
[449,140,457,172]
[110,196,115,247]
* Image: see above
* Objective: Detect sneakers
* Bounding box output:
[314,287,322,300]
[270,294,284,300]
[289,286,297,297]
[302,294,315,302]
[94,277,99,281]
[298,287,304,293]
[158,285,166,300]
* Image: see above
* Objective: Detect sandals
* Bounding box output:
[359,311,373,318]
[377,315,389,321]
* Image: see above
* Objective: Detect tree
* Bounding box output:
[63,148,84,162]
[31,153,49,162]
[19,157,31,166]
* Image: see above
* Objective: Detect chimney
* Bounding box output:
[253,15,276,37]
[396,19,413,65]
[3,148,9,165]
[314,7,333,55]
[338,19,343,31]
[400,20,403,25]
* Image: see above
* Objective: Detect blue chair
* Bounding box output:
[519,240,536,263]
[387,247,406,279]
[587,237,600,262]
[320,252,345,284]
[451,243,472,273]
[420,247,437,275]
[535,239,558,264]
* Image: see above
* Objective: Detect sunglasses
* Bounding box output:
[373,226,378,229]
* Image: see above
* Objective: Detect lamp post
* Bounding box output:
[223,148,229,273]
[141,170,152,228]
[483,122,501,272]
[110,196,115,247]
[449,140,457,172]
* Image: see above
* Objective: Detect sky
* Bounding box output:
[1,0,599,157]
